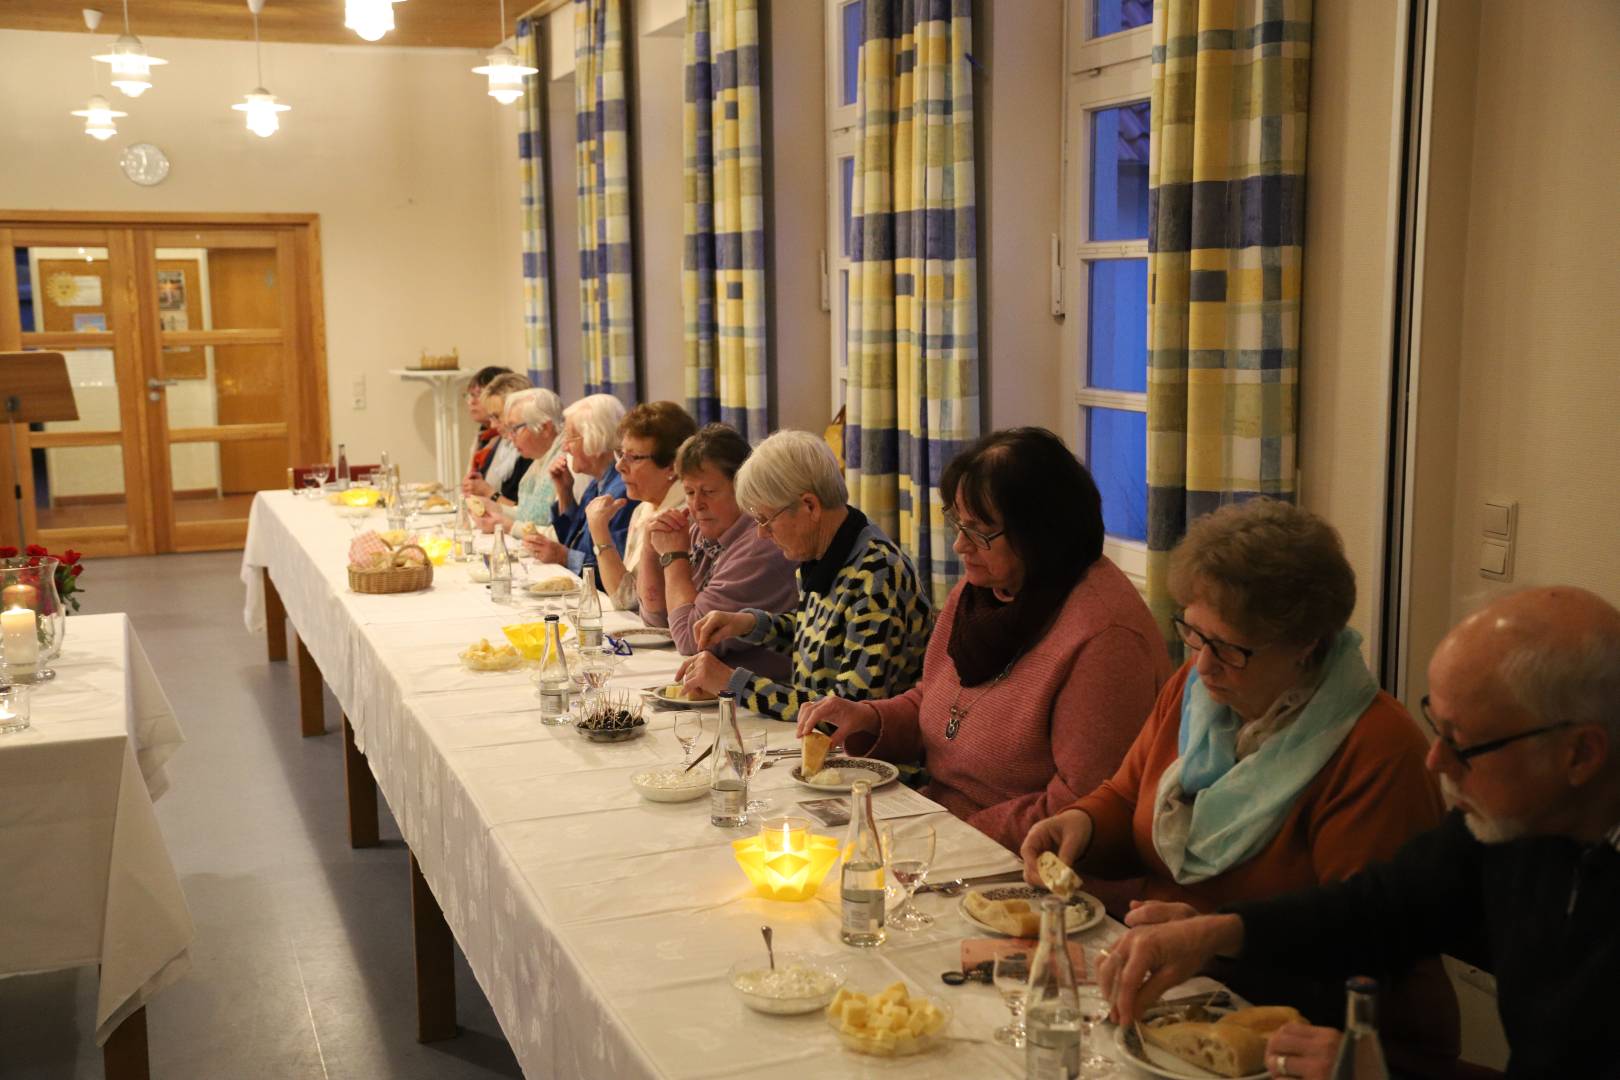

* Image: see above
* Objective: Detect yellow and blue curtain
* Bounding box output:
[682,0,768,442]
[574,0,638,405]
[1145,0,1311,636]
[846,0,980,607]
[516,16,555,390]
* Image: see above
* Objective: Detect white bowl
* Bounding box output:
[630,766,709,803]
[825,988,951,1056]
[728,954,845,1015]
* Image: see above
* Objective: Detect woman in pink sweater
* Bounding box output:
[797,428,1171,851]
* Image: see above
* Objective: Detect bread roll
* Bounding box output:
[1219,1005,1304,1036]
[964,893,1043,937]
[1036,851,1082,900]
[802,731,832,776]
[1140,1006,1301,1077]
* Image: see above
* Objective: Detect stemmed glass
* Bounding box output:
[992,948,1032,1047]
[310,463,330,492]
[882,821,937,930]
[672,711,707,767]
[741,730,770,813]
[578,652,619,711]
[1076,944,1113,1073]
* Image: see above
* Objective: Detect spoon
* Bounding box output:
[761,925,775,972]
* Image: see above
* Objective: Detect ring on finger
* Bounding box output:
[1275,1054,1289,1077]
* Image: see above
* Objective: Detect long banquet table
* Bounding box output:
[242,490,1220,1078]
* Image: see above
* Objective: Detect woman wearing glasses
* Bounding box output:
[790,427,1171,855]
[461,371,534,506]
[1019,499,1458,1072]
[583,401,698,611]
[473,388,565,533]
[525,393,635,578]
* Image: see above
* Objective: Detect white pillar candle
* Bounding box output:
[2,605,38,672]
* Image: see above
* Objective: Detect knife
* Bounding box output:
[682,741,714,774]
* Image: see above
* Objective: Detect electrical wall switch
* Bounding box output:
[1479,499,1517,581]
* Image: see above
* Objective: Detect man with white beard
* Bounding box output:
[1096,586,1620,1080]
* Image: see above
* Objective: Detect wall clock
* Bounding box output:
[120,143,170,186]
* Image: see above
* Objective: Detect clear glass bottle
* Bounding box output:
[709,692,748,827]
[1330,977,1391,1080]
[839,779,886,947]
[1025,896,1081,1080]
[334,443,349,490]
[535,614,572,725]
[489,525,512,603]
[576,566,603,648]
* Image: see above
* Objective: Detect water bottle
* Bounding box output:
[576,566,603,648]
[1026,896,1081,1079]
[334,443,350,490]
[535,615,572,725]
[709,693,747,827]
[489,525,512,603]
[839,779,886,947]
[1330,977,1391,1079]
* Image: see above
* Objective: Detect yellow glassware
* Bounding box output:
[501,620,576,663]
[340,487,382,508]
[731,831,840,902]
[417,536,454,565]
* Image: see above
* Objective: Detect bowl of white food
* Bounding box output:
[728,954,846,1015]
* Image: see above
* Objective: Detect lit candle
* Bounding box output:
[2,605,38,674]
[2,583,37,611]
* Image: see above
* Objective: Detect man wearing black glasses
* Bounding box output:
[1098,586,1620,1080]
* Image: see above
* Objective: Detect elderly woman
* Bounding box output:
[678,429,931,721]
[793,428,1171,851]
[475,388,565,533]
[462,371,532,506]
[1019,500,1457,1072]
[524,393,635,579]
[462,365,512,483]
[587,402,698,611]
[638,424,798,680]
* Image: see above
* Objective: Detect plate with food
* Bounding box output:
[958,884,1104,937]
[613,628,674,649]
[1116,1003,1302,1079]
[789,755,900,792]
[575,692,647,742]
[825,982,950,1057]
[417,495,456,515]
[458,638,523,672]
[527,574,581,598]
[644,683,720,708]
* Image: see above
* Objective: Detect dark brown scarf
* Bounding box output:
[946,564,1087,686]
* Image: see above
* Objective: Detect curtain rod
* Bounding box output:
[516,0,572,23]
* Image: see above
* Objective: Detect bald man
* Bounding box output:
[1097,587,1620,1080]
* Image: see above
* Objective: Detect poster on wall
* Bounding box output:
[72,313,107,333]
[157,270,186,311]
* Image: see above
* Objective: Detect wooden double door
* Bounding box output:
[0,213,330,555]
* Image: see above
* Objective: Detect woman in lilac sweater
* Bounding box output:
[796,427,1172,852]
[637,424,798,680]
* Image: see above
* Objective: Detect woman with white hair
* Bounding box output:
[677,429,932,722]
[474,388,565,533]
[524,393,637,578]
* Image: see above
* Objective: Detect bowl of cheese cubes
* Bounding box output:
[824,981,950,1057]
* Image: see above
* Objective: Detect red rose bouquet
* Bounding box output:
[0,544,85,613]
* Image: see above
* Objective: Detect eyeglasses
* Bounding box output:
[749,503,795,533]
[1170,614,1262,670]
[1418,696,1571,771]
[942,510,1005,551]
[614,448,655,466]
[508,421,534,436]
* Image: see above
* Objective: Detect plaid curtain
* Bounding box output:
[845,0,980,607]
[516,17,555,390]
[574,0,638,405]
[1145,0,1310,638]
[682,0,769,441]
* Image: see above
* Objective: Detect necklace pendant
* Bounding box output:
[945,706,962,740]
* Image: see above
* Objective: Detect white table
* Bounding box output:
[241,491,1222,1077]
[0,613,192,1069]
[392,368,467,493]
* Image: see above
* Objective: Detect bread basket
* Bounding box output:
[412,348,460,371]
[349,544,434,594]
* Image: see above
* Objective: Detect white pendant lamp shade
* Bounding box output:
[93,33,167,97]
[71,94,127,141]
[233,88,290,138]
[345,0,399,42]
[473,46,536,105]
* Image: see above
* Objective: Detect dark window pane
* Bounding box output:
[1090,100,1150,241]
[1087,259,1148,392]
[1086,407,1148,541]
[15,248,34,333]
[841,1,864,107]
[841,156,856,257]
[1094,0,1152,38]
[840,269,850,370]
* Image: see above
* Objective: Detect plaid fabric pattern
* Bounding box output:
[516,17,555,391]
[1144,0,1310,640]
[574,0,638,406]
[845,0,980,608]
[682,0,769,441]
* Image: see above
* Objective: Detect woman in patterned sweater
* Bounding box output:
[677,430,931,722]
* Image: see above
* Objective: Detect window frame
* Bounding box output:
[826,0,862,409]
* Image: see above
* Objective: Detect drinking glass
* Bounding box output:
[0,683,32,734]
[311,464,330,490]
[579,653,618,710]
[672,711,707,766]
[741,729,770,812]
[1076,945,1113,1072]
[883,820,937,930]
[992,949,1032,1047]
[302,473,323,498]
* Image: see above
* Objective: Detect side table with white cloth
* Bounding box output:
[0,613,193,1080]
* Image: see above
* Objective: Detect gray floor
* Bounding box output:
[0,552,522,1080]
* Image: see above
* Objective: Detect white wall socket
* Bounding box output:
[351,376,366,411]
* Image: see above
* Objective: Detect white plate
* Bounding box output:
[644,683,720,709]
[528,580,580,597]
[415,506,455,516]
[789,756,900,792]
[956,884,1104,937]
[615,628,673,649]
[630,766,710,803]
[1114,1006,1266,1080]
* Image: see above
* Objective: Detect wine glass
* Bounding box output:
[992,948,1032,1047]
[883,821,937,930]
[310,463,330,491]
[672,711,706,766]
[740,729,770,813]
[1076,945,1113,1072]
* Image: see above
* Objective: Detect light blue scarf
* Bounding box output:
[1151,629,1379,884]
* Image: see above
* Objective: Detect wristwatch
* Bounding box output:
[593,539,613,558]
[658,550,691,568]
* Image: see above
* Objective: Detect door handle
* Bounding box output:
[147,378,181,389]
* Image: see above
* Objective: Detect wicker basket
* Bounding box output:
[412,348,460,371]
[348,545,434,594]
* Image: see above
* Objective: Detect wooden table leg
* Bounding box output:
[410,853,458,1043]
[102,1006,149,1080]
[263,568,288,663]
[294,634,326,737]
[343,714,379,848]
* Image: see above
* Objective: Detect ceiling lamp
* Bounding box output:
[72,95,127,141]
[471,0,535,105]
[345,0,402,43]
[232,0,290,137]
[92,0,167,98]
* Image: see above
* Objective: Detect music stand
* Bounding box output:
[0,353,79,547]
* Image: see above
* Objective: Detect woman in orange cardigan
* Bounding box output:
[1020,500,1458,1075]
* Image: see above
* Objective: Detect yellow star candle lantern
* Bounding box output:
[731,817,840,902]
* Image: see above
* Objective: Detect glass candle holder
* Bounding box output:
[0,683,32,734]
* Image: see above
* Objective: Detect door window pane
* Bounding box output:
[1087,259,1148,392]
[1094,0,1152,38]
[840,155,856,257]
[1089,101,1150,242]
[154,247,282,332]
[841,0,864,107]
[38,444,127,532]
[1085,407,1147,541]
[18,247,112,334]
[171,438,288,523]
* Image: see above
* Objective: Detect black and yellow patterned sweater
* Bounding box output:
[722,511,931,722]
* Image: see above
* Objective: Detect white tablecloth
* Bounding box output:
[0,613,193,1045]
[241,491,1221,1078]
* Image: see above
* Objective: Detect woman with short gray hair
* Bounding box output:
[475,388,566,533]
[677,430,931,722]
[524,393,636,579]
